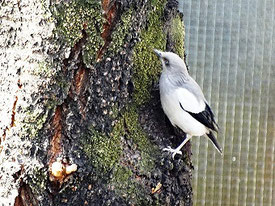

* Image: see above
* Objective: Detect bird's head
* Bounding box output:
[153,49,188,75]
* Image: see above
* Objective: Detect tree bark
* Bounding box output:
[0,0,192,205]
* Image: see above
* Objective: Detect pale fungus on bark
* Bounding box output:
[65,163,78,175]
[50,161,78,179]
[50,161,64,178]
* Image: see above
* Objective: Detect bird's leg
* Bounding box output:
[163,134,192,159]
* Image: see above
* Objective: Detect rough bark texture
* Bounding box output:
[0,0,192,205]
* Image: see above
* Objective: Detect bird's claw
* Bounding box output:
[163,146,182,159]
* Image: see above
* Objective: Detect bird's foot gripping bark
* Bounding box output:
[163,146,182,159]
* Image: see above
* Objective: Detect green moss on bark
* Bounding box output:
[120,106,158,174]
[171,15,185,58]
[82,126,122,174]
[108,9,134,53]
[23,109,50,138]
[81,104,157,204]
[81,123,150,205]
[53,0,104,64]
[27,168,48,196]
[110,165,149,205]
[83,104,157,176]
[133,0,167,105]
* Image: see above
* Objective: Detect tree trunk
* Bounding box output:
[0,0,192,205]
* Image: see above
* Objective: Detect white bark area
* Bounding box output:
[0,0,55,204]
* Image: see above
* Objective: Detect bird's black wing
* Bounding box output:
[180,102,218,132]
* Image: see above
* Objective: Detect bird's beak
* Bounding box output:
[153,49,162,58]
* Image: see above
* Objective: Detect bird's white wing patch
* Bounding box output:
[176,88,205,113]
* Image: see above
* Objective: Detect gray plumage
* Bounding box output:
[154,49,222,158]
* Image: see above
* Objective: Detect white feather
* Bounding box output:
[160,89,208,136]
[175,87,205,113]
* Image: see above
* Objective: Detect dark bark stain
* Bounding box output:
[71,67,90,119]
[74,67,87,96]
[11,96,18,127]
[14,182,38,206]
[101,0,117,40]
[49,105,63,166]
[1,79,21,152]
[17,79,22,89]
[63,30,87,68]
[97,0,118,61]
[1,127,8,152]
[14,166,38,206]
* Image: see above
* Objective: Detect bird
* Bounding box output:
[154,49,222,158]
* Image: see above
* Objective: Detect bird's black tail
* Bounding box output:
[207,131,223,154]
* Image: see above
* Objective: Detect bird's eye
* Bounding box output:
[163,58,169,66]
